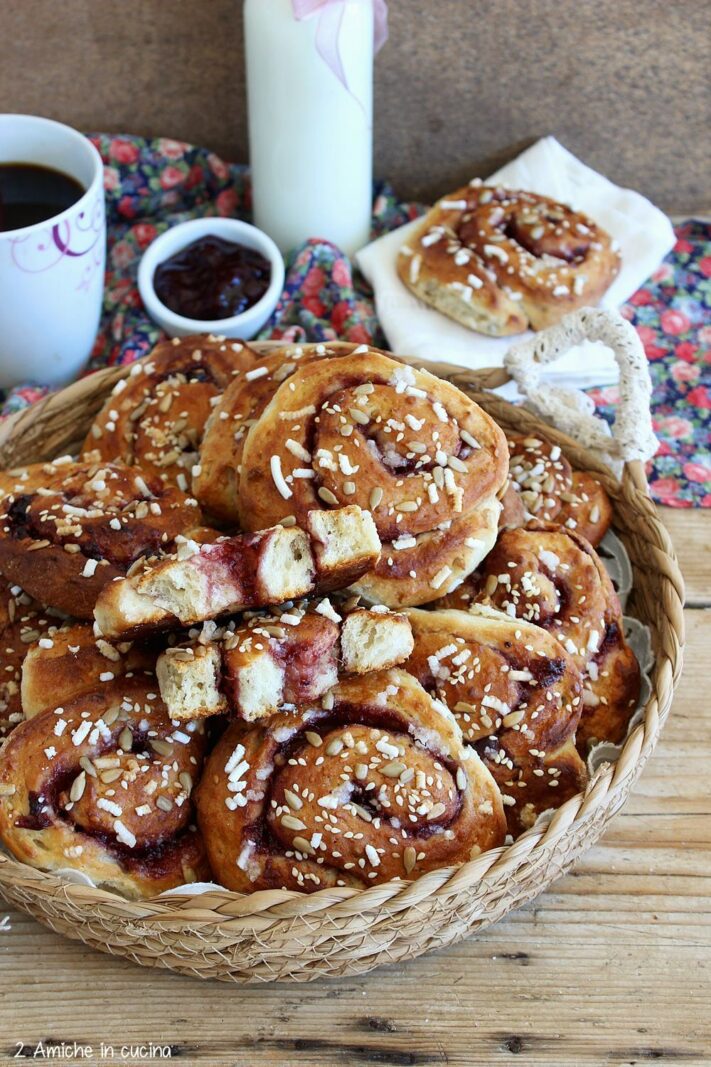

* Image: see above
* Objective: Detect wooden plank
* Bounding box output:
[659,507,711,607]
[0,605,708,1066]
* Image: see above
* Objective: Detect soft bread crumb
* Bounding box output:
[156,645,225,721]
[226,648,285,723]
[258,527,314,601]
[307,506,380,591]
[341,609,414,674]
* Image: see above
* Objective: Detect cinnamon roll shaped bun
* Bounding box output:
[405,607,587,833]
[397,184,621,336]
[195,669,506,893]
[83,335,257,492]
[0,677,209,898]
[0,459,203,619]
[238,351,508,607]
[556,472,613,547]
[443,523,640,753]
[195,341,380,524]
[21,621,157,720]
[156,601,413,722]
[0,579,59,741]
[502,434,611,546]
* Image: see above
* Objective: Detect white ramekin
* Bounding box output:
[137,217,285,340]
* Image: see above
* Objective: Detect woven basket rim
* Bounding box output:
[0,345,686,927]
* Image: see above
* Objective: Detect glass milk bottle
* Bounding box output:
[244,0,375,257]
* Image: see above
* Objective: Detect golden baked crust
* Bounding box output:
[195,668,506,893]
[405,607,586,834]
[82,335,257,492]
[503,433,612,546]
[21,621,157,720]
[441,522,640,753]
[0,677,210,898]
[397,184,621,336]
[195,341,383,524]
[0,579,60,741]
[0,459,202,619]
[238,349,509,607]
[557,471,613,547]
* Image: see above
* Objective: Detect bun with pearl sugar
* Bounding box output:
[195,341,385,524]
[0,677,210,898]
[440,522,640,754]
[82,335,258,494]
[404,606,587,834]
[195,668,506,893]
[237,349,509,608]
[0,458,203,620]
[397,183,621,337]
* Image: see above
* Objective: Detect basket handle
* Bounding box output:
[502,308,658,468]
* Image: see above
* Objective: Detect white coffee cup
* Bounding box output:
[0,114,106,388]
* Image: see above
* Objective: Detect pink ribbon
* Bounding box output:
[291,0,388,96]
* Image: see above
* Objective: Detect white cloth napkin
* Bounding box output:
[357,137,675,391]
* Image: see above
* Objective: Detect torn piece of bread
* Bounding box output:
[94,506,382,639]
[156,610,340,722]
[156,644,226,722]
[306,507,381,591]
[156,603,413,722]
[340,608,414,674]
[222,612,340,722]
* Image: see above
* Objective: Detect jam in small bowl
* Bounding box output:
[138,218,284,339]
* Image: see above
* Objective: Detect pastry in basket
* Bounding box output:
[0,677,210,898]
[502,433,612,546]
[94,504,380,638]
[82,335,257,492]
[441,523,640,753]
[195,341,382,523]
[156,601,414,722]
[556,471,613,546]
[0,579,59,741]
[237,349,508,608]
[21,621,157,720]
[195,668,506,893]
[404,606,587,834]
[397,184,621,336]
[0,458,203,619]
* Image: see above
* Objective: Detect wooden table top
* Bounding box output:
[0,506,708,1067]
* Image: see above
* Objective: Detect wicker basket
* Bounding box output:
[0,347,685,984]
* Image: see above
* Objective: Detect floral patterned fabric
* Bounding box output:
[1,135,708,507]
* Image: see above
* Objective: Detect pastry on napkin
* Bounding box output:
[356,137,675,391]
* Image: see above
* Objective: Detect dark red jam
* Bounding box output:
[153,234,272,320]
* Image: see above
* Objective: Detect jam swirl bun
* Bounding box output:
[195,341,381,524]
[0,459,203,619]
[0,677,209,898]
[397,184,620,336]
[21,621,157,720]
[443,523,640,753]
[237,350,508,608]
[502,433,611,546]
[82,335,258,492]
[195,669,506,893]
[405,607,587,834]
[0,579,59,742]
